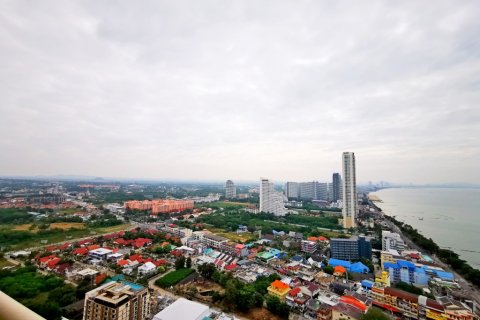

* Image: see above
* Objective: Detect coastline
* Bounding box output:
[370,187,480,267]
[368,192,480,300]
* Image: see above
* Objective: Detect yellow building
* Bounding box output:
[375,271,391,287]
[267,280,291,301]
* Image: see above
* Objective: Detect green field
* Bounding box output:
[0,223,132,250]
[0,257,14,268]
[195,201,250,209]
[155,268,194,287]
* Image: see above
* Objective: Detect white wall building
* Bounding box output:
[153,298,210,320]
[382,230,406,251]
[260,178,287,216]
[342,152,357,228]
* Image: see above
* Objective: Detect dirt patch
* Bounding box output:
[238,308,282,320]
[13,222,85,232]
[13,224,33,231]
[49,222,85,230]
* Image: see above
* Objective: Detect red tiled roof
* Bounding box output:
[318,236,328,241]
[154,259,168,266]
[224,264,237,271]
[46,245,59,251]
[73,247,89,255]
[58,242,71,250]
[46,257,61,269]
[118,259,129,266]
[129,254,142,261]
[289,287,301,296]
[95,273,107,285]
[39,255,57,263]
[87,244,100,251]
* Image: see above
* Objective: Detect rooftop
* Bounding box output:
[153,298,210,320]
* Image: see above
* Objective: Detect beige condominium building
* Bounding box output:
[83,281,150,320]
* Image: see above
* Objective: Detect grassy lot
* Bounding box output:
[0,223,133,250]
[0,257,14,269]
[13,222,86,232]
[56,208,82,215]
[205,227,253,243]
[155,268,194,287]
[195,201,250,209]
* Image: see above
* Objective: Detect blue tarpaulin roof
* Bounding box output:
[349,261,370,273]
[328,258,352,268]
[433,270,454,281]
[361,280,374,289]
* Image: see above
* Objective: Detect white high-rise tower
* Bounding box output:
[342,152,357,228]
[260,178,287,216]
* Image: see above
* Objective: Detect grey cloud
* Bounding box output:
[0,0,479,183]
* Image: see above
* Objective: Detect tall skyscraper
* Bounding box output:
[332,173,341,202]
[342,152,357,228]
[260,178,287,216]
[284,182,299,198]
[225,180,236,199]
[83,281,150,320]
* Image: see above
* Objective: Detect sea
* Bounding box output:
[371,187,480,268]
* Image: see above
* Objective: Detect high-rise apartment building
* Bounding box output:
[330,236,372,260]
[316,182,329,201]
[83,281,150,320]
[342,152,357,228]
[284,182,300,198]
[299,181,317,200]
[225,180,236,199]
[260,178,287,216]
[332,173,341,202]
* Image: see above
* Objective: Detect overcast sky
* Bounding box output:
[1,1,479,184]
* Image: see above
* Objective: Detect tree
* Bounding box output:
[236,285,256,311]
[360,307,389,320]
[198,263,216,279]
[186,257,192,269]
[266,295,289,319]
[266,295,281,311]
[175,256,186,270]
[323,265,334,275]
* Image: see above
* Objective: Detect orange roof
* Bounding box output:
[340,296,367,311]
[307,236,318,241]
[87,244,100,250]
[271,280,289,291]
[334,265,347,274]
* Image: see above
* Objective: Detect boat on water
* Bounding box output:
[418,217,424,220]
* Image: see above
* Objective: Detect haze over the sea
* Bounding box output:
[373,187,480,267]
